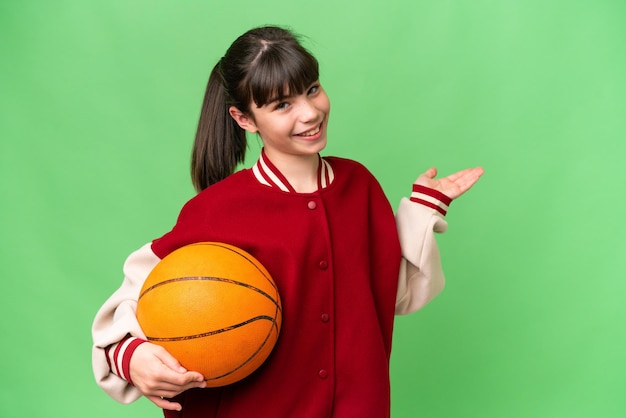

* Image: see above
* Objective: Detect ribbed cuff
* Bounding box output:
[105,336,148,386]
[410,185,452,216]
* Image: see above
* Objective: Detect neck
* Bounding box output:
[263,150,319,193]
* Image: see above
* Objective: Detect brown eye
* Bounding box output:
[275,101,289,110]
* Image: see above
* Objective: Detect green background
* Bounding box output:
[1,0,625,417]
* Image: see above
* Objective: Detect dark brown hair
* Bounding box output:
[190,26,320,191]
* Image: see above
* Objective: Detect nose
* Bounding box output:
[298,98,318,123]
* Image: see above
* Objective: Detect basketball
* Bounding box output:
[136,242,282,387]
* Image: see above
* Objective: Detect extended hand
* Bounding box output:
[130,342,206,411]
[415,167,484,200]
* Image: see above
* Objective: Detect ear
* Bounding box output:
[229,106,258,133]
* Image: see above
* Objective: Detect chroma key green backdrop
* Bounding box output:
[1,1,625,417]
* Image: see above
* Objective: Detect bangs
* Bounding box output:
[246,44,319,108]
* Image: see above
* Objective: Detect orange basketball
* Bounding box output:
[136,242,282,387]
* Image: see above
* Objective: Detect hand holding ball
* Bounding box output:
[136,242,282,387]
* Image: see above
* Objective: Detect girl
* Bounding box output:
[92,26,483,417]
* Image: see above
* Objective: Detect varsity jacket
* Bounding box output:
[92,152,450,417]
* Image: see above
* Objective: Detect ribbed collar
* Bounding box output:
[252,149,335,193]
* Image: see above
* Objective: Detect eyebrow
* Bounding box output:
[266,91,294,104]
[265,79,319,105]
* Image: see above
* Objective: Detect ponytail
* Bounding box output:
[190,26,319,192]
[190,62,247,192]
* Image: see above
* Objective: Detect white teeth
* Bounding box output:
[299,126,320,136]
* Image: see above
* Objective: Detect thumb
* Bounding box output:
[153,346,188,374]
[153,346,206,384]
[422,167,437,180]
[415,167,438,187]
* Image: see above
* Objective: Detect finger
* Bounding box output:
[152,347,206,384]
[133,365,205,395]
[451,168,484,195]
[142,374,204,394]
[459,167,484,187]
[414,167,438,186]
[152,346,188,374]
[151,368,206,390]
[175,371,207,389]
[444,167,481,183]
[147,395,182,412]
[182,380,207,393]
[423,167,437,179]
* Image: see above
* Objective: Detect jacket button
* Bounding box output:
[319,260,328,270]
[307,200,317,210]
[320,313,329,322]
[318,369,328,379]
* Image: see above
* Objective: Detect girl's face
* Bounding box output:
[231,81,331,161]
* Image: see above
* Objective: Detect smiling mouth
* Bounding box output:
[296,123,322,137]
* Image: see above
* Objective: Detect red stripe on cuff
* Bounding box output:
[412,184,452,206]
[410,197,448,216]
[120,338,148,386]
[112,338,126,377]
[106,336,148,385]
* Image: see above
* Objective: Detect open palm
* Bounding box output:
[415,166,484,200]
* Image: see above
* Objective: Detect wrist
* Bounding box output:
[410,184,452,216]
[105,335,148,386]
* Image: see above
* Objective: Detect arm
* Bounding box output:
[395,166,483,314]
[395,189,449,314]
[91,243,205,410]
[92,243,158,403]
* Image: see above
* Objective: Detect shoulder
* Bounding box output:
[151,169,254,257]
[323,156,381,189]
[177,169,253,217]
[323,156,375,179]
[323,156,388,201]
[190,168,251,199]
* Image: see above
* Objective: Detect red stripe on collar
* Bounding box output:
[252,149,334,192]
